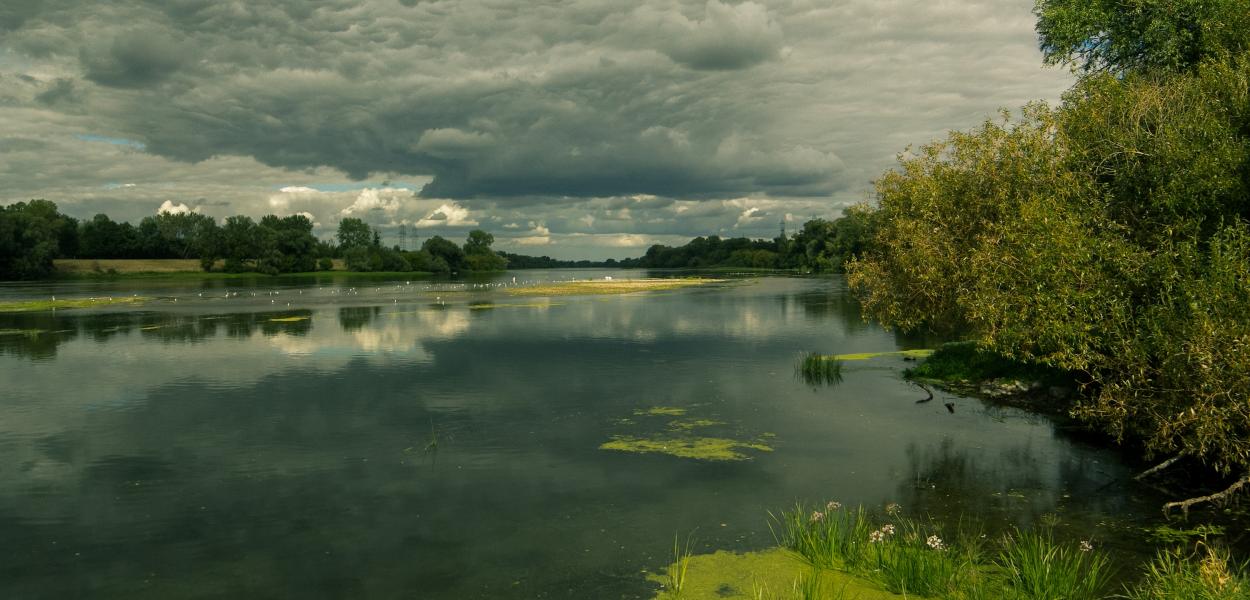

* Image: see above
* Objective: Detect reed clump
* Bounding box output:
[796,353,843,386]
[770,502,1114,600]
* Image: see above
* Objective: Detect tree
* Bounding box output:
[0,200,71,279]
[422,235,465,272]
[258,214,318,273]
[337,217,372,250]
[222,215,258,272]
[80,214,130,258]
[848,52,1250,509]
[463,229,507,271]
[1035,0,1250,74]
[464,229,495,254]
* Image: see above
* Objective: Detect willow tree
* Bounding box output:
[1035,0,1250,74]
[849,56,1250,511]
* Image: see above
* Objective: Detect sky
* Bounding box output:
[0,0,1073,259]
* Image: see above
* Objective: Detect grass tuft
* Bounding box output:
[796,353,844,386]
[1128,544,1249,600]
[665,532,696,597]
[997,527,1112,600]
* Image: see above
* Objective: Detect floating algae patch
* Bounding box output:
[827,349,934,361]
[507,278,721,297]
[668,419,726,431]
[0,296,150,313]
[600,436,772,461]
[268,316,311,323]
[649,548,906,600]
[634,407,687,417]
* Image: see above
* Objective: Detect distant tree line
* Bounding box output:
[1,199,875,280]
[498,253,638,269]
[634,208,876,272]
[339,219,508,275]
[0,201,512,279]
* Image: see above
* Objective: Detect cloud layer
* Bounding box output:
[0,0,1072,258]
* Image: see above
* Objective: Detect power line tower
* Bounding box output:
[398,224,408,251]
[779,219,786,241]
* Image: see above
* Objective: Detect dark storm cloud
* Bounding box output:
[0,0,47,32]
[0,0,1073,257]
[35,78,79,105]
[82,30,193,88]
[0,0,850,200]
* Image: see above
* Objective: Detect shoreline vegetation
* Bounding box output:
[2,201,872,282]
[838,0,1250,514]
[650,502,1246,600]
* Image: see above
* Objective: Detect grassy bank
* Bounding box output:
[653,503,1247,599]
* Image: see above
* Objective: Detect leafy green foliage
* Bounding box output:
[0,200,74,279]
[1035,0,1250,74]
[336,217,373,250]
[906,342,1070,387]
[462,229,508,271]
[849,53,1250,478]
[421,235,465,272]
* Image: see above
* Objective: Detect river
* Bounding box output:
[0,271,1170,598]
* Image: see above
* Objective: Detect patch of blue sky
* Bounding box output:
[75,134,146,150]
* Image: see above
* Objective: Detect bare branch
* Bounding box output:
[1134,454,1184,481]
[1163,474,1250,518]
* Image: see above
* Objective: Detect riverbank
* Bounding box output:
[903,342,1081,417]
[650,502,1244,600]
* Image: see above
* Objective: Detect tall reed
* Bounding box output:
[1128,544,1249,600]
[997,528,1112,600]
[796,353,843,386]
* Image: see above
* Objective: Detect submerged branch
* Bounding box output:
[1134,454,1183,481]
[911,380,935,403]
[1163,473,1250,517]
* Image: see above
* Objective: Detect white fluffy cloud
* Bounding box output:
[515,223,552,246]
[157,200,198,215]
[339,188,407,217]
[417,203,478,227]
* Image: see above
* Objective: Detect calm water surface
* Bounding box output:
[0,271,1168,599]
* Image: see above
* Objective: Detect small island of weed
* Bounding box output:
[506,278,721,297]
